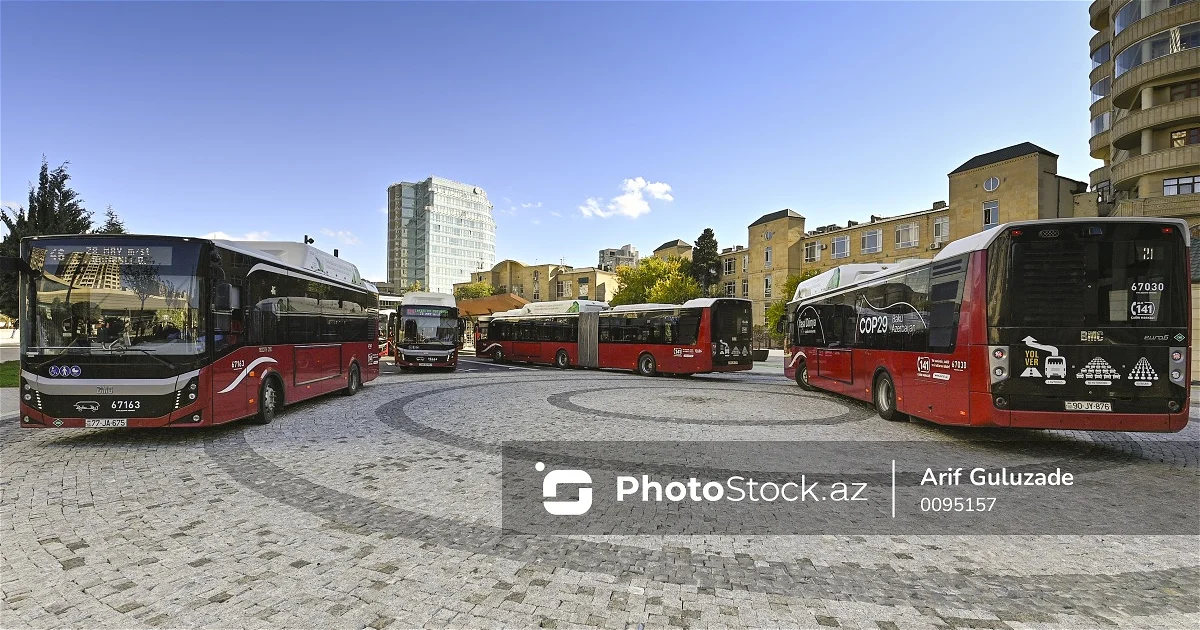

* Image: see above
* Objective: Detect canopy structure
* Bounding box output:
[456,294,530,318]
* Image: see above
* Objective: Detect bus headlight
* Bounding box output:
[993,367,1006,378]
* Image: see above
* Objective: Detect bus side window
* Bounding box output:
[928,279,963,353]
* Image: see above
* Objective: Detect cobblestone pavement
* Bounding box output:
[2,367,1198,629]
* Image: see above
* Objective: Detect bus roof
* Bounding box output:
[399,291,456,308]
[215,239,378,293]
[787,217,1190,307]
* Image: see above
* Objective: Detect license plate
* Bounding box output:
[85,418,127,428]
[1065,401,1112,412]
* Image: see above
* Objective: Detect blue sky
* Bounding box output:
[2,1,1097,282]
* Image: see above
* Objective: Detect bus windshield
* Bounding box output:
[399,306,459,344]
[25,238,206,356]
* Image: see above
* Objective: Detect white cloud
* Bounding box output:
[202,231,271,241]
[521,202,543,208]
[579,177,673,219]
[549,211,562,218]
[531,219,541,226]
[321,228,360,245]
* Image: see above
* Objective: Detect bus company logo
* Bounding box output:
[917,356,931,376]
[537,462,593,516]
[73,401,100,412]
[1143,334,1169,341]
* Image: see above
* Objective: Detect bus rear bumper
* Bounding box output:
[17,402,210,428]
[969,393,1189,432]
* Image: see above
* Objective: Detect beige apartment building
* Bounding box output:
[651,239,692,260]
[668,143,1091,325]
[456,260,617,304]
[1086,0,1200,222]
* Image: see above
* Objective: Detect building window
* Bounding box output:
[1164,176,1198,196]
[533,270,540,282]
[832,236,849,259]
[895,223,919,248]
[1091,76,1111,103]
[741,279,748,297]
[765,230,774,241]
[723,258,735,275]
[1114,22,1200,77]
[1091,111,1111,135]
[764,277,772,298]
[1170,128,1200,147]
[578,278,589,297]
[742,255,748,272]
[725,282,735,297]
[1091,42,1110,70]
[983,201,1000,228]
[1171,80,1200,101]
[861,229,882,254]
[1094,180,1112,202]
[804,241,820,263]
[764,246,772,267]
[934,217,949,242]
[556,280,572,298]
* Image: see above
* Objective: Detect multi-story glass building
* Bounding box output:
[387,176,497,294]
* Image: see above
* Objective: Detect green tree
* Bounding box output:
[764,269,822,335]
[454,281,494,300]
[610,256,687,306]
[0,158,93,318]
[690,228,720,296]
[402,281,423,294]
[94,206,126,234]
[648,273,702,304]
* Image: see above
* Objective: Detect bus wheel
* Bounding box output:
[555,349,570,369]
[795,362,816,391]
[637,353,657,377]
[493,348,505,364]
[873,372,907,422]
[251,378,281,425]
[343,364,361,396]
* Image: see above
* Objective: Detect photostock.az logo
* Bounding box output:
[536,462,592,515]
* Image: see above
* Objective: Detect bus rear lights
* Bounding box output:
[1168,401,1181,413]
[1162,227,1174,234]
[1171,370,1182,380]
[994,397,1009,409]
[992,348,1006,360]
[993,367,1006,378]
[1010,229,1023,236]
[1172,351,1183,362]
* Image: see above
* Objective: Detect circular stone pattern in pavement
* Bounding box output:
[547,384,868,425]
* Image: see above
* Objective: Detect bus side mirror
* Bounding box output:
[774,316,786,335]
[213,283,232,311]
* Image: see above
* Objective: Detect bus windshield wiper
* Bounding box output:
[104,345,174,368]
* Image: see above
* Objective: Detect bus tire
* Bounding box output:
[873,371,907,422]
[493,348,505,364]
[795,362,816,391]
[250,376,282,425]
[555,349,570,369]
[637,353,657,377]
[343,363,361,396]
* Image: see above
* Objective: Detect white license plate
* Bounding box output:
[85,418,127,428]
[1065,401,1112,412]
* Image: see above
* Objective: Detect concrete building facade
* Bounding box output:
[1086,0,1200,220]
[387,176,496,294]
[598,244,639,271]
[456,260,617,305]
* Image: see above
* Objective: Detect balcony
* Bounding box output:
[1090,165,1112,189]
[1090,62,1112,87]
[1091,0,1110,31]
[1090,25,1112,53]
[1113,47,1200,108]
[1111,144,1200,189]
[1091,128,1112,160]
[1112,97,1200,149]
[1114,1,1200,54]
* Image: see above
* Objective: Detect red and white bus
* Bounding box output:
[783,217,1191,432]
[483,298,755,375]
[391,292,463,371]
[15,235,380,428]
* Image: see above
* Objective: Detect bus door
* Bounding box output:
[912,257,971,424]
[816,302,854,385]
[577,312,600,368]
[211,284,249,421]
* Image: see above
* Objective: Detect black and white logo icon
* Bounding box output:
[1128,357,1158,386]
[538,462,592,516]
[1077,357,1120,384]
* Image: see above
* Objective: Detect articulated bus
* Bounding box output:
[391,291,462,370]
[15,235,380,428]
[483,297,754,376]
[783,217,1190,432]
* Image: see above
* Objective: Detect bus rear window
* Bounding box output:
[990,228,1186,329]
